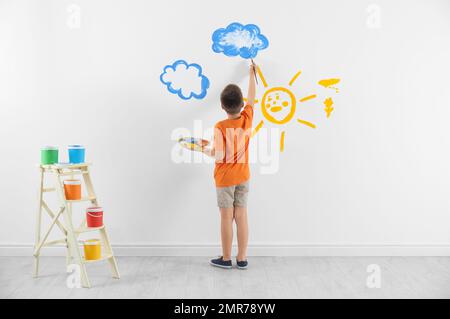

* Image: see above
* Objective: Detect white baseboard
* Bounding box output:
[1,243,450,257]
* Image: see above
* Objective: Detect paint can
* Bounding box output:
[86,207,103,228]
[68,145,85,164]
[83,239,101,260]
[64,179,81,200]
[41,146,59,165]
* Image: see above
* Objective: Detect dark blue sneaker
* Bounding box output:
[236,259,248,270]
[209,257,232,269]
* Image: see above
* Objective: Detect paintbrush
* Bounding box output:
[250,58,258,85]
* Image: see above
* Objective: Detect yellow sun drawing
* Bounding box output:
[250,67,340,152]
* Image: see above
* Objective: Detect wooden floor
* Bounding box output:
[1,257,450,299]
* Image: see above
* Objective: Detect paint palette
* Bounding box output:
[178,137,210,152]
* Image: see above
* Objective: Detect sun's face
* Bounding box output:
[251,66,340,152]
[261,87,296,125]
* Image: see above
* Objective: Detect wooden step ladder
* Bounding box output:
[34,163,120,288]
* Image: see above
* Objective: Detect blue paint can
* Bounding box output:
[68,145,85,164]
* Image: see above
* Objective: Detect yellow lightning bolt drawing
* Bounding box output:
[323,97,334,118]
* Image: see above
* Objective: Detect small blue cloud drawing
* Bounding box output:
[160,60,210,100]
[212,22,269,59]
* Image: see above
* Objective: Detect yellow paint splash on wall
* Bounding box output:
[257,66,268,88]
[244,98,259,104]
[297,119,316,129]
[299,94,317,102]
[288,71,302,86]
[318,78,340,93]
[251,120,264,138]
[323,97,334,118]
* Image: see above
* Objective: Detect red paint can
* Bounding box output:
[86,207,103,228]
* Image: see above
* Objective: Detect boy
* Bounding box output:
[203,64,257,269]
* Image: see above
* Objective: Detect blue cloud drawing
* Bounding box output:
[212,22,269,59]
[160,60,210,100]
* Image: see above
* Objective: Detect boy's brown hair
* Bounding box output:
[220,84,244,115]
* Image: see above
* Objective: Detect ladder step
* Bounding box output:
[43,187,56,192]
[66,196,96,203]
[83,254,113,264]
[59,170,89,176]
[41,163,91,169]
[75,225,105,234]
[43,239,67,247]
[54,163,91,169]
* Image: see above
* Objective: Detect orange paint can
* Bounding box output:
[64,179,81,200]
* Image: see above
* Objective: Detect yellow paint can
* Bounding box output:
[83,239,101,260]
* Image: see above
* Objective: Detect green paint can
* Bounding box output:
[41,146,59,165]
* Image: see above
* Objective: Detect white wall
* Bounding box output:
[1,0,450,256]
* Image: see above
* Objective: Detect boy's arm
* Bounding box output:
[202,125,224,161]
[246,63,257,106]
[202,145,215,158]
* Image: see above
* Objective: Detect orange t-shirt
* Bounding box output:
[214,104,253,187]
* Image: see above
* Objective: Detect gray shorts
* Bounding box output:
[216,182,249,208]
